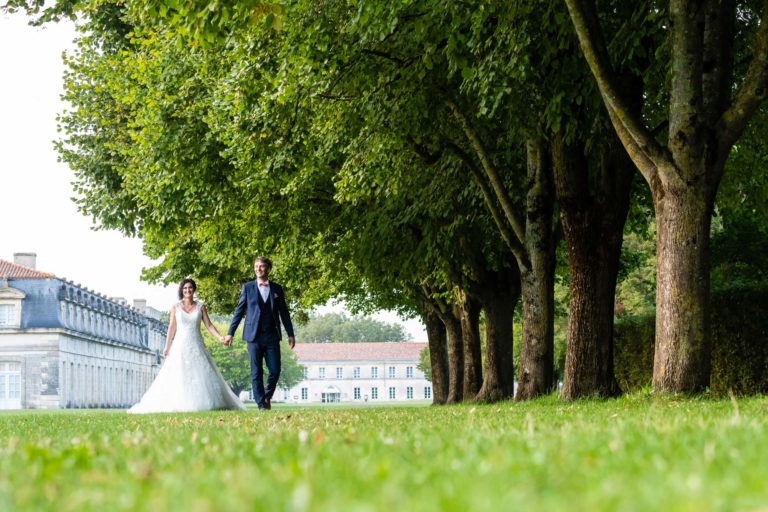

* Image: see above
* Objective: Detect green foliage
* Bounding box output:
[200,322,252,395]
[613,316,656,391]
[5,397,768,510]
[201,322,304,394]
[49,0,515,324]
[417,346,431,382]
[711,217,768,291]
[614,224,657,319]
[710,286,768,396]
[296,313,410,343]
[614,286,768,395]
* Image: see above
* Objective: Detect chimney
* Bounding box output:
[14,252,37,269]
[133,299,147,314]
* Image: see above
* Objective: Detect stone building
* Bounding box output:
[279,342,432,404]
[0,253,167,409]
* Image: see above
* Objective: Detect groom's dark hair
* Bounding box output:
[254,256,273,271]
[178,278,197,300]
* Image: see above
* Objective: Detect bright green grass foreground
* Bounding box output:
[2,395,768,512]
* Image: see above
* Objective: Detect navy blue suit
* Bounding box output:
[227,280,294,409]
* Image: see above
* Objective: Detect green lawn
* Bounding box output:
[2,394,767,511]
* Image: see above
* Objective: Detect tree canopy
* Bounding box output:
[6,0,768,402]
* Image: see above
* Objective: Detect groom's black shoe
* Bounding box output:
[264,397,272,410]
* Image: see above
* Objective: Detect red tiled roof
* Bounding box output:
[0,258,54,279]
[294,342,427,362]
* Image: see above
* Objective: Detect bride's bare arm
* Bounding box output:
[163,307,177,357]
[201,305,225,343]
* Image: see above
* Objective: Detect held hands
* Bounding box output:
[223,335,233,347]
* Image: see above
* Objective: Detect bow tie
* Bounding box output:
[259,282,270,287]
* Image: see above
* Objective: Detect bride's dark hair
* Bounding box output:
[178,278,197,300]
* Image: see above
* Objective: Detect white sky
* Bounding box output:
[0,12,426,339]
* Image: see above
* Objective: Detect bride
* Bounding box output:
[129,278,245,413]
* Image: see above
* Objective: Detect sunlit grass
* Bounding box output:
[2,394,768,511]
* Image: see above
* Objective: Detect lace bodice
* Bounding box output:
[175,301,203,342]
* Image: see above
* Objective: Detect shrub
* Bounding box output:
[614,285,768,396]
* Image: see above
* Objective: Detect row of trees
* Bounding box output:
[7,0,768,402]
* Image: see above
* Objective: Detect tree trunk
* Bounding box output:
[652,184,713,392]
[560,244,623,399]
[565,0,768,394]
[560,237,624,398]
[425,311,449,405]
[476,266,520,403]
[444,309,464,403]
[554,132,633,400]
[516,139,557,400]
[457,289,482,400]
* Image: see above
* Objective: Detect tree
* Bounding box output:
[48,0,510,406]
[202,328,251,395]
[202,322,304,394]
[335,0,557,400]
[566,0,768,392]
[417,346,432,382]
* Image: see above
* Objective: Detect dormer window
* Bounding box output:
[0,282,25,328]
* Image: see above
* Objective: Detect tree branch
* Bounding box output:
[564,0,669,184]
[408,137,443,165]
[445,141,530,269]
[315,92,357,101]
[419,283,453,325]
[361,49,407,66]
[718,0,768,157]
[444,98,526,244]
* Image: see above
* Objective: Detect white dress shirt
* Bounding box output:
[258,280,270,302]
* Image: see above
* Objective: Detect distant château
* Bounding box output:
[281,342,432,403]
[0,253,167,410]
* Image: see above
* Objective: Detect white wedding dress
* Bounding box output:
[128,301,245,413]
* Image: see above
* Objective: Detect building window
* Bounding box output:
[424,386,432,399]
[0,286,24,329]
[302,367,308,379]
[301,388,308,400]
[353,367,360,379]
[0,362,22,406]
[388,366,396,379]
[336,367,343,379]
[371,387,378,400]
[407,387,413,399]
[389,387,396,400]
[0,305,14,326]
[371,367,378,379]
[354,387,361,400]
[406,366,414,378]
[318,367,326,379]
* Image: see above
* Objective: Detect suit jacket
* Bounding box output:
[227,280,294,342]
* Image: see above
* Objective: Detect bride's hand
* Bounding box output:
[163,347,170,358]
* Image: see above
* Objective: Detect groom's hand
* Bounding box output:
[288,336,296,350]
[224,335,233,347]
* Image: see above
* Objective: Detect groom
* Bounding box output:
[224,256,296,410]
